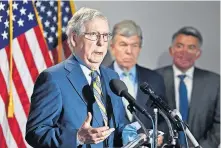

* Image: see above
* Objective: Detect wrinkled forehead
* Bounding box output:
[83,17,110,33]
[118,35,140,44]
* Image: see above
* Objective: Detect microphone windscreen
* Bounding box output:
[109,79,128,97]
[140,82,151,94]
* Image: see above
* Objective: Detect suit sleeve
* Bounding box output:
[199,84,220,148]
[25,71,78,148]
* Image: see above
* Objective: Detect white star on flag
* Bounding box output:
[20,7,26,15]
[28,13,34,20]
[0,2,5,11]
[17,18,24,27]
[13,2,18,10]
[1,30,8,39]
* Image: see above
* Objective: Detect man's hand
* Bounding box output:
[77,112,115,144]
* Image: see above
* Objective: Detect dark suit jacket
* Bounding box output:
[109,63,167,131]
[156,65,220,148]
[25,55,127,148]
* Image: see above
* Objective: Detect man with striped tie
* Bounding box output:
[26,7,132,148]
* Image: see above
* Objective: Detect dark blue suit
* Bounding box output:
[109,63,167,130]
[26,55,127,148]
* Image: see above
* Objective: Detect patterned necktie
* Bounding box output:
[122,72,135,122]
[91,70,108,126]
[178,74,188,147]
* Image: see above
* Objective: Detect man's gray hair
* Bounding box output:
[111,20,143,47]
[172,26,203,47]
[66,7,108,50]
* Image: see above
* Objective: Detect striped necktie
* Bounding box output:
[178,74,188,147]
[122,72,135,122]
[91,70,108,126]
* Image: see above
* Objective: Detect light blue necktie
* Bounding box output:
[178,74,188,147]
[122,72,135,122]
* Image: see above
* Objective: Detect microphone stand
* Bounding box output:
[158,109,178,148]
[153,108,158,148]
[126,103,156,148]
[140,82,201,148]
[127,104,149,138]
[174,118,201,148]
[125,97,153,123]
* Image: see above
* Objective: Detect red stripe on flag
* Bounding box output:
[17,34,39,82]
[33,26,53,68]
[63,39,72,59]
[0,70,26,148]
[51,48,59,64]
[5,46,30,117]
[0,125,7,148]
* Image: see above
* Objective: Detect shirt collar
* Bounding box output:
[75,55,101,76]
[172,64,194,79]
[113,61,136,79]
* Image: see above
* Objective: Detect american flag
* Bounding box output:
[35,0,74,64]
[0,1,75,147]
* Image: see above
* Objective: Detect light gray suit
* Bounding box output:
[156,66,220,148]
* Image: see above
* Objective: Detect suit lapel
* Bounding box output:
[100,66,116,123]
[188,68,203,125]
[136,65,148,107]
[64,55,102,127]
[65,55,88,105]
[165,66,176,109]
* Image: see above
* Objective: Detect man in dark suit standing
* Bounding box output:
[108,20,167,145]
[25,7,132,148]
[156,26,220,148]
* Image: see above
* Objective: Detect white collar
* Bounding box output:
[173,64,194,79]
[113,61,136,78]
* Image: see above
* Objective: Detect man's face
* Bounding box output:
[170,34,201,72]
[73,17,109,70]
[111,35,141,71]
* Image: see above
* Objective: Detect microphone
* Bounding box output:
[140,82,185,131]
[109,79,131,101]
[140,82,184,123]
[140,82,201,148]
[110,79,154,144]
[109,79,149,115]
[140,82,172,115]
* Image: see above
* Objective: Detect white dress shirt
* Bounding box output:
[113,61,138,98]
[75,56,101,85]
[173,65,194,110]
[113,61,138,121]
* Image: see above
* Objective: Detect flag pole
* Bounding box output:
[8,0,14,118]
[57,0,62,63]
[32,0,46,43]
[70,0,76,14]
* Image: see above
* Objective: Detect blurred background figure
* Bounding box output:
[156,26,220,148]
[108,20,167,146]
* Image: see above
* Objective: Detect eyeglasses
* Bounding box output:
[83,32,112,42]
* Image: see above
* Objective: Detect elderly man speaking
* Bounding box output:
[25,7,132,148]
